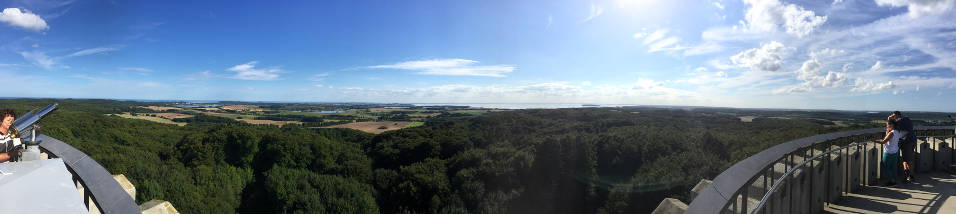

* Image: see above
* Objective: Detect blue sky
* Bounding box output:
[0,0,955,111]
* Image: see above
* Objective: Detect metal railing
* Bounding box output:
[685,126,956,214]
[36,134,141,214]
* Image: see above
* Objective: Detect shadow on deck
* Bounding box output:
[826,172,956,214]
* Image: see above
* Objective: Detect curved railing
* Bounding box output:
[37,134,141,214]
[686,126,956,214]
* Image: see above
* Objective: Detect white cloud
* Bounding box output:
[68,45,123,57]
[875,0,955,17]
[868,61,883,72]
[336,79,702,104]
[0,8,49,31]
[795,58,847,88]
[682,42,724,56]
[851,79,895,93]
[227,61,282,81]
[369,58,515,77]
[741,0,827,37]
[713,2,725,10]
[309,73,330,81]
[731,41,788,72]
[642,29,668,45]
[186,70,214,80]
[19,51,55,70]
[636,29,686,54]
[809,48,845,59]
[773,57,849,94]
[633,32,646,39]
[708,59,735,70]
[647,37,681,53]
[119,67,152,73]
[581,4,604,22]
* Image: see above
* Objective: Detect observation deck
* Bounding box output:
[0,135,144,214]
[654,126,956,214]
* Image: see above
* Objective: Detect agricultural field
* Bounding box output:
[141,106,182,111]
[322,121,412,134]
[237,118,301,127]
[134,102,503,133]
[107,113,187,126]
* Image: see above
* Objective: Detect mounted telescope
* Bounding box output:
[1,103,58,162]
[11,103,58,139]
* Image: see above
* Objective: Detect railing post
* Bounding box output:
[788,153,794,214]
[827,145,843,203]
[918,138,933,173]
[937,138,952,172]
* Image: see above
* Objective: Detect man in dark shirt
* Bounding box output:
[891,111,916,182]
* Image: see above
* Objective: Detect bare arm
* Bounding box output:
[874,131,894,144]
[0,152,9,162]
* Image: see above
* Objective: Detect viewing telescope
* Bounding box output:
[12,103,58,139]
[0,103,58,162]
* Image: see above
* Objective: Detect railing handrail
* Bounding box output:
[685,125,955,213]
[37,134,141,214]
[750,138,867,213]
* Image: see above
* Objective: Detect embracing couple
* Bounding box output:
[873,111,917,187]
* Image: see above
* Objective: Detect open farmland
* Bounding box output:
[323,121,412,134]
[237,119,302,127]
[153,113,193,119]
[107,113,187,126]
[141,106,181,111]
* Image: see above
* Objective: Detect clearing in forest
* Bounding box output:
[322,121,412,134]
[107,113,187,126]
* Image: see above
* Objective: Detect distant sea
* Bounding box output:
[411,103,635,109]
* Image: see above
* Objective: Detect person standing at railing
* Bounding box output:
[890,111,917,182]
[0,109,20,163]
[874,119,902,186]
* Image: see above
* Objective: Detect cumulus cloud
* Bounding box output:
[0,8,49,31]
[741,0,827,37]
[774,57,848,94]
[227,61,282,81]
[875,0,955,17]
[369,58,515,77]
[731,41,788,72]
[795,58,847,88]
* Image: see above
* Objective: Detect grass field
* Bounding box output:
[108,113,187,126]
[404,121,425,128]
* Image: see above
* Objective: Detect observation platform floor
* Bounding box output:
[825,172,956,214]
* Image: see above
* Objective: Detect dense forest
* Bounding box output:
[2,99,951,213]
